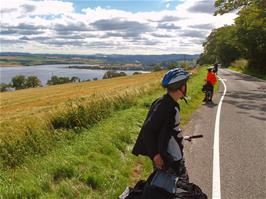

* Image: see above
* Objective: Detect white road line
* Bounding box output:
[212,75,227,199]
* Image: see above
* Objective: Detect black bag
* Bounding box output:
[202,84,207,92]
[143,180,207,199]
[119,172,207,199]
[118,180,146,199]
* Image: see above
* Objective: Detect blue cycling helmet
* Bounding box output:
[162,68,190,90]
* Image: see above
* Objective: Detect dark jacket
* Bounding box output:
[132,94,181,164]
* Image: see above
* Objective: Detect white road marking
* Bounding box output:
[212,76,227,199]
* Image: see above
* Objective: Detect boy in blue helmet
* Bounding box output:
[132,68,190,180]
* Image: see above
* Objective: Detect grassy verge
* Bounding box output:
[0,84,160,168]
[0,67,209,198]
[228,66,266,80]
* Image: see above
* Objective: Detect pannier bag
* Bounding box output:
[119,171,207,199]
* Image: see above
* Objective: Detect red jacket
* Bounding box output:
[206,72,217,85]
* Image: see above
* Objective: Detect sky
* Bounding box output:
[0,0,237,55]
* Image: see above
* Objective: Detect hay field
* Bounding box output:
[0,71,162,136]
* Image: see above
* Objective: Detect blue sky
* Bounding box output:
[0,0,237,55]
[64,0,181,12]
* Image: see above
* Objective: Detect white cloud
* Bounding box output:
[0,0,237,54]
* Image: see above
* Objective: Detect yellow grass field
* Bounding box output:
[0,72,163,137]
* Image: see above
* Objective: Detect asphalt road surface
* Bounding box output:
[183,69,266,199]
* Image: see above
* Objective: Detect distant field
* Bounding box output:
[0,55,104,67]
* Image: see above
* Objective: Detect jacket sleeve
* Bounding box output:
[157,108,176,164]
[142,104,170,159]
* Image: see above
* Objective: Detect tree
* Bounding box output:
[153,64,162,71]
[234,4,266,72]
[200,0,266,73]
[102,71,127,79]
[214,0,265,15]
[47,76,72,85]
[198,26,243,67]
[168,62,178,70]
[133,72,142,75]
[12,75,26,90]
[25,76,42,88]
[70,76,80,83]
[0,83,12,92]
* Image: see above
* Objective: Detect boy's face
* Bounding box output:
[180,84,186,95]
[169,84,186,100]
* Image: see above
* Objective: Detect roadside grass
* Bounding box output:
[0,83,160,168]
[228,66,266,80]
[0,72,162,168]
[0,67,209,198]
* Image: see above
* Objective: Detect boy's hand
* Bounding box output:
[153,154,164,170]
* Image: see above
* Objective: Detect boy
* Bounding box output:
[203,67,217,102]
[132,68,190,180]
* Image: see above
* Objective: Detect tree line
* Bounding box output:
[198,0,266,73]
[0,75,82,92]
[1,71,136,92]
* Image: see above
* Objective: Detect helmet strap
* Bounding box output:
[180,84,188,104]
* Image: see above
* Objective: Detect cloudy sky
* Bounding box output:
[0,0,237,55]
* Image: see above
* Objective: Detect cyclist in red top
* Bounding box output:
[203,67,217,102]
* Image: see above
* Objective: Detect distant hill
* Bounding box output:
[0,52,199,65]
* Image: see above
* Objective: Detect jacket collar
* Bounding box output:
[164,93,180,109]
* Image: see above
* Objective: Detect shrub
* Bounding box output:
[231,59,248,70]
[102,71,127,79]
[25,76,42,88]
[0,83,12,92]
[12,75,26,90]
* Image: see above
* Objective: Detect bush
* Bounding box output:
[133,72,142,75]
[47,76,80,85]
[0,83,12,92]
[152,64,162,71]
[102,71,127,79]
[231,59,248,70]
[25,76,42,88]
[12,75,26,90]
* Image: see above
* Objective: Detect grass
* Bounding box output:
[228,59,266,80]
[0,72,163,169]
[0,66,209,198]
[228,66,266,80]
[0,71,162,134]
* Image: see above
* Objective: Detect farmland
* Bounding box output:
[0,55,104,67]
[0,71,162,136]
[0,67,208,198]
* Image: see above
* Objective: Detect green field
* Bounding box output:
[0,67,210,198]
[0,55,103,67]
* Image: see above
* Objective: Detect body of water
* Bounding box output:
[0,64,147,85]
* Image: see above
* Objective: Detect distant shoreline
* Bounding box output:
[0,64,149,71]
[0,64,22,67]
[67,65,147,71]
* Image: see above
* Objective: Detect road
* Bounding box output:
[183,69,266,199]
